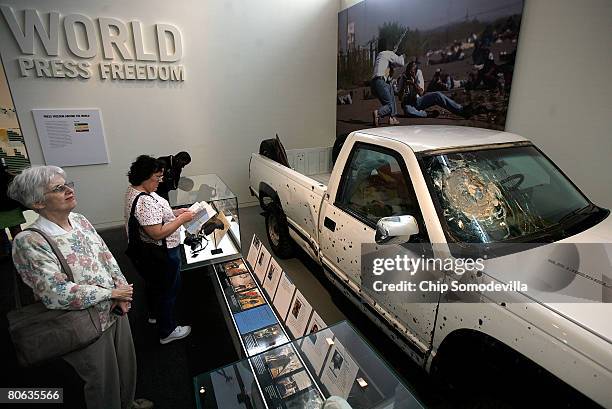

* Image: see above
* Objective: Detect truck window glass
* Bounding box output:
[421,146,592,243]
[338,146,415,224]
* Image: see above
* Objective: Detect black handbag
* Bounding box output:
[125,192,168,273]
[7,228,103,367]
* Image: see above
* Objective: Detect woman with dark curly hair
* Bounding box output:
[123,155,194,344]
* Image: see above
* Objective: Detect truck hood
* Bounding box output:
[482,214,612,345]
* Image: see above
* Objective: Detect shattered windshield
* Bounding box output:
[421,145,592,243]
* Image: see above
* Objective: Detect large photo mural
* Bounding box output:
[337,0,524,136]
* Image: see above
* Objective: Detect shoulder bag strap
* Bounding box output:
[129,192,167,249]
[128,192,148,245]
[12,227,74,308]
[24,228,73,281]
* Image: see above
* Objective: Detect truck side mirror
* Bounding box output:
[375,215,419,245]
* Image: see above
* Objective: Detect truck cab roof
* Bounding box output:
[357,125,528,153]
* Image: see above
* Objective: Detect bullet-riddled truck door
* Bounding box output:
[319,141,439,349]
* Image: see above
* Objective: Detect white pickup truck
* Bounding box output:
[249,126,611,407]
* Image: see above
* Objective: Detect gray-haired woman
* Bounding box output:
[8,166,151,409]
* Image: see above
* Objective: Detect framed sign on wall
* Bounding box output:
[32,108,109,167]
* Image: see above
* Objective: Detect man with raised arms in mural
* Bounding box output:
[370,38,405,127]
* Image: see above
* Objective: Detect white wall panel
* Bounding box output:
[0,0,338,227]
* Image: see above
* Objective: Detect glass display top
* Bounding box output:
[194,320,424,409]
[169,173,236,207]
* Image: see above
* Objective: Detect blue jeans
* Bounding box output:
[142,245,181,338]
[371,77,397,118]
[403,91,463,117]
[159,246,181,338]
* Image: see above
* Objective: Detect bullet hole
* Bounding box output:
[443,316,447,321]
[476,270,483,277]
[311,186,314,190]
[412,317,417,324]
[478,319,483,326]
[349,245,352,248]
[343,247,346,251]
[501,302,506,307]
[527,326,531,330]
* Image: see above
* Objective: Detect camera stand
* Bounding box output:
[210,231,223,255]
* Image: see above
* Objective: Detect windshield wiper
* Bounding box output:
[556,204,599,226]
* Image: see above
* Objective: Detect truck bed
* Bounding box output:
[250,146,333,255]
[311,172,331,186]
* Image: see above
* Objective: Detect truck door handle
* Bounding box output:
[324,217,336,232]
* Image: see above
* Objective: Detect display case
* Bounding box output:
[194,320,425,409]
[169,174,241,269]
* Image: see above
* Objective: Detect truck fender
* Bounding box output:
[258,182,281,212]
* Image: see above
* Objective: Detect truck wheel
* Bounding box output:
[265,208,294,259]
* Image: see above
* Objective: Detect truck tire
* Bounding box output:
[265,207,294,259]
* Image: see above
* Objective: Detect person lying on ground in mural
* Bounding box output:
[370,38,404,127]
[398,61,474,119]
[156,151,191,200]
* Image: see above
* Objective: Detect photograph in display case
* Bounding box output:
[285,290,313,338]
[254,324,287,349]
[246,234,262,269]
[263,345,303,379]
[223,259,249,277]
[272,272,296,321]
[237,288,266,310]
[229,273,256,292]
[275,371,313,399]
[263,258,283,298]
[254,245,271,282]
[283,388,324,409]
[242,323,289,357]
[320,341,359,399]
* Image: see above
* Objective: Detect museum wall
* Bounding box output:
[506,0,612,207]
[0,0,338,227]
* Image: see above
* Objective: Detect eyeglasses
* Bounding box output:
[45,181,75,194]
[153,174,164,182]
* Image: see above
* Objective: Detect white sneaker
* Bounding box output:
[148,318,157,324]
[160,325,191,344]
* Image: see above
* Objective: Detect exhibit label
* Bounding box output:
[0,6,185,82]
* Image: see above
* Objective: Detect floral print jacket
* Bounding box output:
[12,212,128,331]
